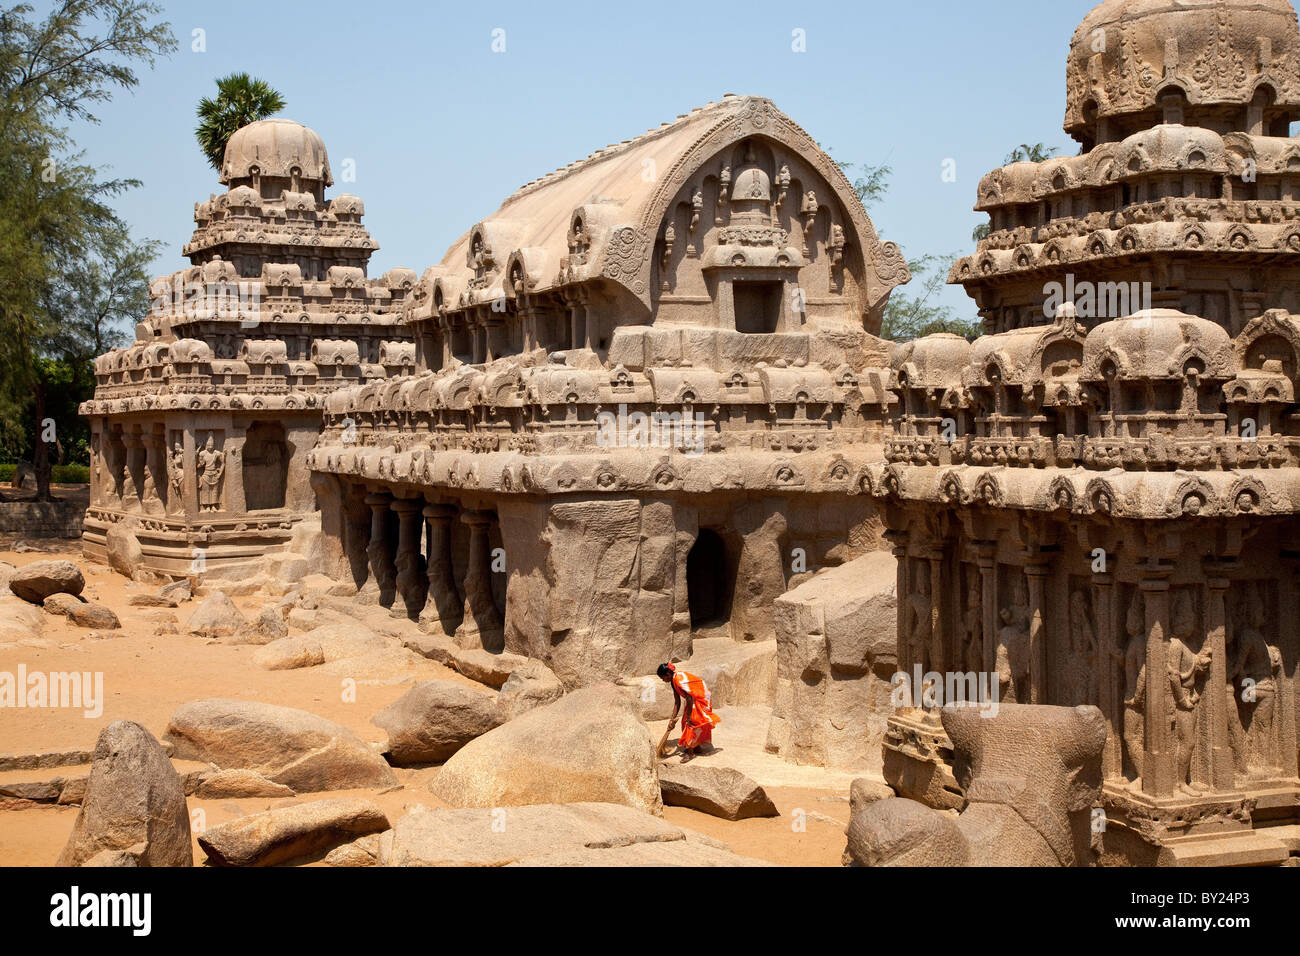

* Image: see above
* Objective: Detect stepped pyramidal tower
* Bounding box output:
[868,0,1300,864]
[80,119,415,576]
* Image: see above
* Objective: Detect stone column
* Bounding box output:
[364,492,396,607]
[122,431,144,511]
[1026,562,1050,704]
[455,509,504,651]
[420,504,463,636]
[927,550,945,677]
[886,531,911,683]
[391,498,428,621]
[223,432,246,515]
[143,431,167,515]
[1094,571,1122,780]
[977,543,998,675]
[1141,567,1175,797]
[1202,570,1235,791]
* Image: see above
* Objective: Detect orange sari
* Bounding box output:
[672,669,720,749]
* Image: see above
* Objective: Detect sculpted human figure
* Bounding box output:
[1168,591,1212,792]
[962,575,983,674]
[1113,592,1147,783]
[995,579,1031,704]
[197,434,224,513]
[1068,590,1098,706]
[1232,596,1281,772]
[907,563,934,697]
[169,440,185,505]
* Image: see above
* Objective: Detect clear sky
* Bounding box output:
[62,0,1107,318]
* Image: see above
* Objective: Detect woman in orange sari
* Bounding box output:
[658,663,720,761]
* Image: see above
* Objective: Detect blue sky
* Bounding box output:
[63,0,1105,318]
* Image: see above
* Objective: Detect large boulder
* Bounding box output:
[56,720,192,867]
[105,520,144,579]
[844,797,971,867]
[430,683,661,814]
[186,591,246,637]
[378,802,765,866]
[0,594,44,643]
[195,769,295,799]
[198,798,389,866]
[657,763,778,820]
[253,634,325,670]
[66,601,121,630]
[9,560,85,604]
[371,680,501,765]
[163,698,397,792]
[495,658,565,721]
[766,551,897,771]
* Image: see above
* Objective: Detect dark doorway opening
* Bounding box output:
[733,280,783,334]
[687,527,734,629]
[243,421,288,510]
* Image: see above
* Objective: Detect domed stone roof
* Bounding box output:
[220,118,333,187]
[1065,0,1300,142]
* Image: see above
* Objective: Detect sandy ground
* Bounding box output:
[0,541,859,867]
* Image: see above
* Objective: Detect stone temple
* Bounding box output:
[868,0,1300,864]
[306,94,910,687]
[80,118,416,577]
[77,0,1300,867]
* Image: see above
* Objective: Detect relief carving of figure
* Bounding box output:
[962,574,982,674]
[169,440,185,506]
[1168,591,1212,793]
[1231,592,1281,773]
[907,562,932,663]
[1068,590,1098,706]
[996,578,1031,704]
[197,433,224,513]
[1114,592,1147,784]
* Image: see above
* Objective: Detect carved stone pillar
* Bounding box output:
[122,432,144,511]
[1141,566,1175,797]
[977,543,998,675]
[1202,569,1236,791]
[1095,571,1122,780]
[455,509,504,651]
[1026,562,1050,704]
[391,498,428,621]
[364,492,396,607]
[420,504,463,636]
[886,530,911,681]
[927,551,945,677]
[143,431,167,516]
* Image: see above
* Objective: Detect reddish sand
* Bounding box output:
[0,543,850,867]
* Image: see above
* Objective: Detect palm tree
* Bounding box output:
[195,73,286,171]
[1005,142,1058,164]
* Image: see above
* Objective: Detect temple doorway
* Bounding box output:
[243,421,288,510]
[687,527,735,631]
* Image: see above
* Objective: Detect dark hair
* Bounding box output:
[656,663,673,680]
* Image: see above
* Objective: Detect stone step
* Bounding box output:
[1156,831,1292,867]
[0,759,210,808]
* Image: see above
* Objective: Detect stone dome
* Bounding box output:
[1065,0,1300,144]
[220,118,333,187]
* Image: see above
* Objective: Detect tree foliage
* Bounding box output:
[195,72,285,171]
[836,159,981,343]
[0,1,172,497]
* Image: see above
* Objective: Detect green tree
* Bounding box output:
[0,0,173,499]
[1005,142,1058,164]
[195,72,285,171]
[834,159,980,343]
